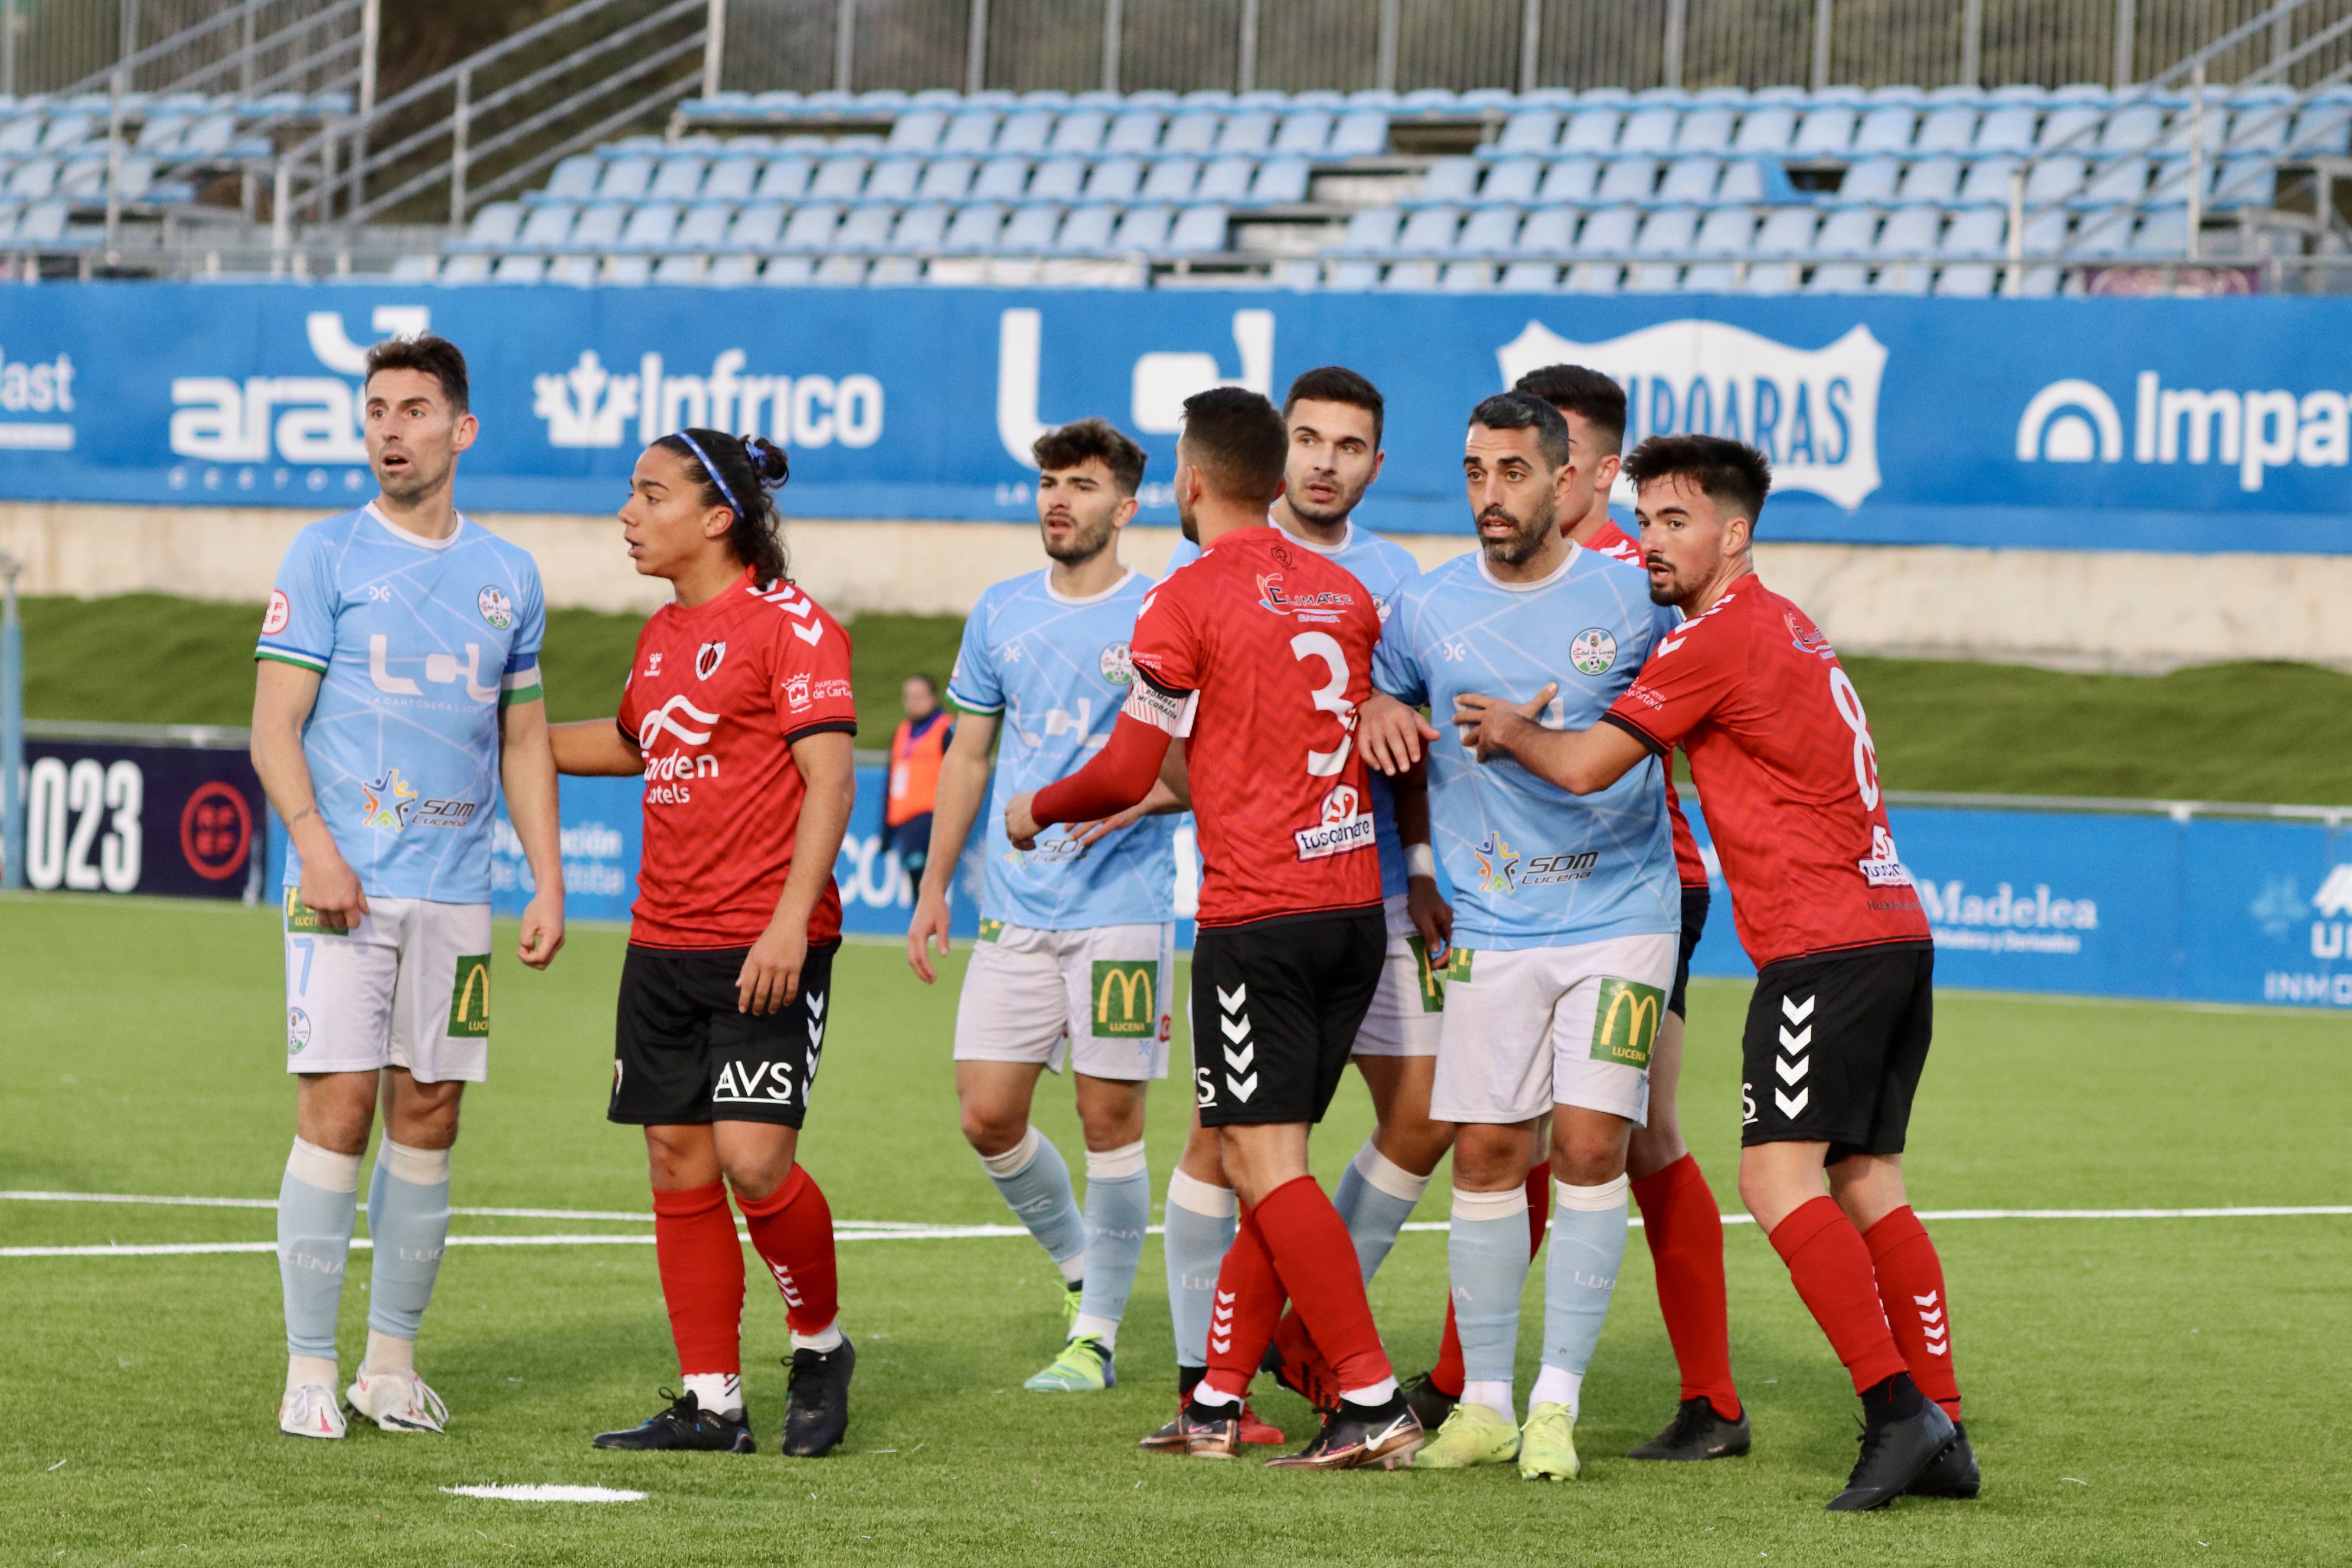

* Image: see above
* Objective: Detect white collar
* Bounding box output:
[1475,540,1580,594]
[1043,566,1136,606]
[365,499,464,551]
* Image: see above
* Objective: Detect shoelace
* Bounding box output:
[285,1385,338,1432]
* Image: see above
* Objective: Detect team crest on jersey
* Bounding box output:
[785,673,812,711]
[262,590,291,635]
[1571,628,1618,675]
[477,587,513,630]
[1473,833,1520,893]
[695,641,727,680]
[1785,612,1835,661]
[1294,783,1376,862]
[1099,642,1133,686]
[286,1007,310,1054]
[360,768,417,830]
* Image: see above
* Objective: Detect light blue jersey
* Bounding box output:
[1167,519,1420,899]
[946,567,1177,931]
[1371,544,1679,950]
[257,503,546,903]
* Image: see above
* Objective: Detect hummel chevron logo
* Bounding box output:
[1217,984,1247,1012]
[1228,1072,1259,1102]
[1220,1014,1250,1043]
[1778,1024,1812,1052]
[806,994,825,1020]
[1774,1087,1809,1117]
[1916,1289,1950,1353]
[1775,1054,1809,1085]
[1773,994,1814,1119]
[1211,1291,1236,1354]
[1781,994,1815,1023]
[1223,1043,1255,1073]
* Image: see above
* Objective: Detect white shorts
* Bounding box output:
[1429,932,1680,1126]
[952,920,1174,1082]
[1349,894,1445,1059]
[282,891,494,1083]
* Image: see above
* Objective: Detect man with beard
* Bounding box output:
[907,417,1184,1396]
[1354,391,1681,1479]
[1158,367,1448,1420]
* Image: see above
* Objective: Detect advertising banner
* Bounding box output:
[0,285,2347,553]
[18,737,266,899]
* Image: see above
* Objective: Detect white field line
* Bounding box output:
[1,1192,2346,1259]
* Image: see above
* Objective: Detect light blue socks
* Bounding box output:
[1331,1137,1431,1282]
[1074,1140,1151,1347]
[1161,1168,1237,1368]
[365,1140,453,1341]
[1532,1174,1632,1417]
[277,1138,361,1361]
[1449,1184,1534,1420]
[980,1127,1087,1283]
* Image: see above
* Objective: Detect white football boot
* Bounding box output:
[279,1383,348,1440]
[346,1369,450,1433]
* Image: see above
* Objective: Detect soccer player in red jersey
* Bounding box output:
[1361,433,1971,1511]
[550,429,860,1459]
[1007,387,1423,1471]
[1390,365,1749,1462]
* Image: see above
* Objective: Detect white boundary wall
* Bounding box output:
[4,502,2346,672]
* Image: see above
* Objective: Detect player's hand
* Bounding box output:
[906,886,952,984]
[1359,692,1440,775]
[516,891,566,970]
[1068,795,1153,850]
[299,850,368,932]
[1455,684,1556,763]
[1004,790,1044,851]
[739,919,807,1015]
[1407,875,1453,965]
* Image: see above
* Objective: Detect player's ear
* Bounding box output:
[1368,447,1385,484]
[1111,494,1139,529]
[1596,452,1621,493]
[450,411,479,455]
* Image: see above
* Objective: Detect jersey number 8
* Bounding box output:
[1827,667,1880,810]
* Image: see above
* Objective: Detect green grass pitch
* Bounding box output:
[2,895,2347,1566]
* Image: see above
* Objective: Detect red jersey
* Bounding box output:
[1124,525,1383,929]
[1602,575,1928,968]
[1587,518,1707,890]
[616,570,857,948]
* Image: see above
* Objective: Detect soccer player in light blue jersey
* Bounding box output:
[1155,367,1452,1415]
[1360,390,1681,1479]
[906,417,1184,1397]
[249,335,566,1441]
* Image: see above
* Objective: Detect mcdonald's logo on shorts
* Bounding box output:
[1408,934,1446,1014]
[447,954,492,1038]
[1091,960,1155,1038]
[1590,976,1663,1069]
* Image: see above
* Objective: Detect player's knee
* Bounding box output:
[1451,1124,1528,1188]
[958,1102,1028,1157]
[1553,1121,1631,1186]
[1077,1101,1146,1152]
[1377,1119,1455,1178]
[1625,1118,1685,1181]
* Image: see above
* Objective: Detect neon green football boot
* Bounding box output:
[1412,1401,1522,1468]
[1518,1402,1582,1481]
[1024,1335,1116,1393]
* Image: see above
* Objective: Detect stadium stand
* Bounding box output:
[390,81,2352,294]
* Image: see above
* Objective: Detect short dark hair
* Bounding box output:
[1031,416,1147,497]
[652,429,793,582]
[1622,434,1772,526]
[1468,390,1570,470]
[364,334,469,415]
[1514,363,1626,455]
[904,672,939,694]
[1283,365,1384,447]
[1179,387,1288,506]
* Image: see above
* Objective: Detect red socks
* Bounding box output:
[1631,1154,1741,1420]
[1203,1210,1285,1400]
[1429,1158,1551,1397]
[651,1181,744,1376]
[1253,1176,1393,1394]
[1767,1195,1907,1395]
[736,1164,840,1337]
[1864,1206,1962,1419]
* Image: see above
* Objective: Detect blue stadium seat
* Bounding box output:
[617,202,678,251]
[2287,102,2351,155]
[998,111,1055,154]
[1852,105,1918,154]
[2076,158,2147,207]
[1251,157,1310,202]
[1112,204,1172,250]
[1838,158,1901,202]
[2024,155,2085,202]
[1498,260,1561,290]
[1497,109,1560,154]
[756,155,813,201]
[708,254,759,285]
[760,256,816,286]
[1562,104,1622,153]
[1439,261,1495,292]
[1595,156,1657,201]
[1792,104,1857,154]
[1813,207,1880,257]
[1619,106,1680,153]
[1161,113,1220,155]
[1380,259,1439,290]
[1974,104,2039,153]
[2211,156,2276,209]
[1167,204,1229,253]
[1085,156,1143,201]
[1657,156,1719,202]
[439,254,492,284]
[778,202,843,251]
[1914,106,1978,153]
[1105,111,1163,154]
[889,205,950,253]
[727,204,786,248]
[864,158,922,201]
[816,256,873,285]
[1327,109,1388,156]
[886,110,946,152]
[1479,158,1542,203]
[1050,110,1108,155]
[650,158,705,201]
[1539,156,1599,202]
[1940,207,2005,257]
[1217,112,1275,153]
[0,115,41,154]
[654,255,708,284]
[1627,207,1696,290]
[1932,260,1997,296]
[2036,100,2102,151]
[2218,100,2288,155]
[703,158,758,202]
[1396,205,1462,253]
[1419,157,1480,202]
[913,156,972,201]
[1324,259,1381,290]
[971,156,1029,200]
[1054,204,1119,253]
[1876,204,1941,256]
[547,254,599,286]
[1900,156,1961,202]
[1456,205,1521,254]
[571,203,628,250]
[2097,102,2164,153]
[462,201,522,249]
[2132,208,2189,254]
[1516,205,1576,254]
[1273,109,1334,155]
[941,111,999,154]
[674,204,730,250]
[1141,155,1198,202]
[1732,105,1797,153]
[1028,158,1086,201]
[1692,206,1755,256]
[517,202,576,249]
[545,155,601,201]
[1751,207,1819,257]
[597,156,654,200]
[1329,207,1403,252]
[1196,155,1254,202]
[808,155,870,200]
[1675,106,1736,152]
[2069,207,2134,257]
[492,254,545,284]
[1956,155,2019,204]
[999,204,1061,250]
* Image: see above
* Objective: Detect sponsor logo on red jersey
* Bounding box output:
[1295,782,1377,861]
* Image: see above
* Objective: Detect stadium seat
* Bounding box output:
[1250,156,1310,202]
[1675,106,1735,153]
[1273,109,1334,155]
[1084,157,1142,201]
[888,205,950,253]
[1105,111,1163,154]
[1876,205,1941,257]
[1940,207,2006,257]
[1498,260,1562,290]
[1595,156,1657,201]
[1497,109,1560,154]
[1054,204,1119,253]
[1167,204,1229,253]
[936,202,1002,254]
[1193,155,1252,202]
[1956,155,2021,204]
[1162,113,1219,155]
[654,254,708,283]
[1110,204,1171,250]
[545,155,601,201]
[673,204,730,250]
[1974,103,2039,153]
[885,109,946,152]
[1330,206,1403,252]
[1732,106,1797,153]
[1217,112,1274,153]
[571,204,628,250]
[1838,158,1902,202]
[1515,205,1576,254]
[1561,105,1622,153]
[1900,156,1962,202]
[999,203,1061,250]
[703,158,758,201]
[1657,156,1719,202]
[1396,205,1461,253]
[864,158,922,201]
[491,254,545,284]
[388,253,439,282]
[707,254,759,285]
[971,156,1030,200]
[998,111,1056,154]
[1049,109,1108,155]
[1439,260,1494,291]
[2287,102,2352,155]
[1626,207,1696,290]
[615,202,678,251]
[835,204,896,250]
[2211,156,2276,209]
[1752,207,1819,257]
[461,202,523,249]
[517,202,576,249]
[1853,105,1919,154]
[916,156,975,200]
[808,155,870,199]
[1419,157,1479,202]
[778,202,842,251]
[547,254,599,285]
[1327,109,1388,156]
[2037,100,2102,152]
[1141,156,1199,202]
[2070,207,2134,257]
[1324,259,1381,289]
[1792,104,1858,153]
[2077,158,2147,207]
[649,158,705,201]
[727,204,786,248]
[1479,158,1542,203]
[941,111,999,154]
[1814,207,1880,257]
[1914,106,1978,153]
[1380,258,1439,290]
[1028,158,1086,201]
[597,156,654,200]
[754,155,812,200]
[760,256,817,286]
[439,254,492,284]
[1539,156,1598,201]
[1619,106,1680,153]
[2024,155,2086,202]
[2097,102,2164,153]
[2132,208,2189,254]
[1456,205,1521,254]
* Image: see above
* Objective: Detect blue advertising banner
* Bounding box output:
[0,285,2347,553]
[19,737,267,899]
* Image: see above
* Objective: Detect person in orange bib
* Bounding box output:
[885,674,952,887]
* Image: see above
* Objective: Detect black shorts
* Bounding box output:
[610,940,838,1128]
[1740,943,1933,1162]
[1191,909,1384,1128]
[1669,884,1710,1020]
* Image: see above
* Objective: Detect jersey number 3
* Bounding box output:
[1291,632,1355,778]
